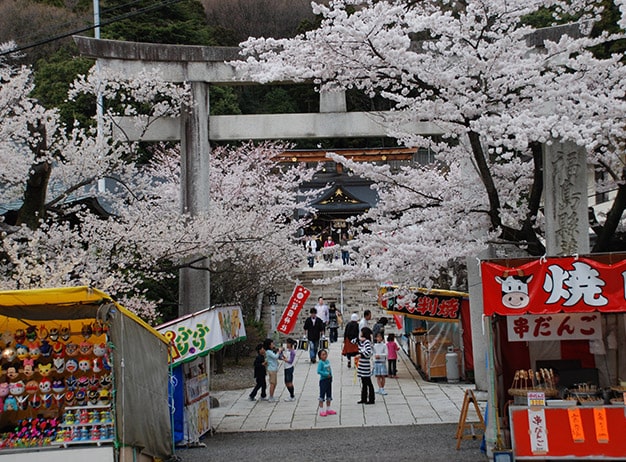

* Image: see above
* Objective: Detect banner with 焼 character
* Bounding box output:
[481,256,626,316]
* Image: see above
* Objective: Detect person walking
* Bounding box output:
[248,343,267,401]
[315,297,330,331]
[386,333,399,378]
[306,236,317,268]
[316,349,336,416]
[303,308,325,363]
[263,338,282,402]
[372,316,388,339]
[327,302,339,343]
[359,309,372,331]
[282,338,297,401]
[373,331,388,395]
[342,313,360,368]
[323,235,335,263]
[339,233,350,265]
[357,327,375,405]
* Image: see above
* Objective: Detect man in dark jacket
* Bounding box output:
[303,308,325,363]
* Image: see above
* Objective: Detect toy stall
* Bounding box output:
[0,287,171,462]
[378,285,474,381]
[481,255,626,460]
[157,305,246,446]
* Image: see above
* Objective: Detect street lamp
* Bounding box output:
[268,290,278,334]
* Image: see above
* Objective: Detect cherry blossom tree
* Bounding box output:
[237,0,626,287]
[0,46,315,323]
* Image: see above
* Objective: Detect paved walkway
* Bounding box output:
[209,338,485,432]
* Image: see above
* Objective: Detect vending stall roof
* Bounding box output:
[0,286,172,459]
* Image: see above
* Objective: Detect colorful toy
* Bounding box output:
[24,380,38,395]
[30,393,41,409]
[92,321,105,337]
[1,346,17,362]
[60,326,71,342]
[39,339,51,357]
[15,344,29,361]
[88,374,99,389]
[65,359,78,373]
[37,362,53,376]
[78,358,91,372]
[81,323,93,339]
[27,341,41,360]
[65,342,79,357]
[3,395,17,411]
[25,326,37,342]
[100,374,112,389]
[38,325,49,341]
[41,393,52,408]
[21,358,35,377]
[64,391,75,406]
[39,377,52,393]
[65,375,78,391]
[14,329,26,344]
[75,390,86,406]
[48,328,59,341]
[5,365,19,380]
[9,380,25,396]
[79,341,93,356]
[99,388,111,406]
[53,357,65,373]
[51,379,65,394]
[51,341,64,358]
[88,389,99,405]
[93,342,107,357]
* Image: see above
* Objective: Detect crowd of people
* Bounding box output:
[249,297,395,417]
[305,233,352,267]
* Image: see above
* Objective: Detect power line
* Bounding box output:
[0,0,184,58]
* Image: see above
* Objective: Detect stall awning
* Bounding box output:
[481,255,626,316]
[0,286,168,344]
[378,285,468,322]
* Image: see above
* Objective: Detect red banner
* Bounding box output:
[277,285,311,334]
[378,285,464,322]
[481,256,626,316]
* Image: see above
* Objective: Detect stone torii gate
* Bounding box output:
[73,36,444,317]
[74,33,591,387]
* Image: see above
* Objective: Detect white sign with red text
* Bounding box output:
[507,312,602,342]
[528,408,549,454]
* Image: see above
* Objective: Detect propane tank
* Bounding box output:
[445,346,460,383]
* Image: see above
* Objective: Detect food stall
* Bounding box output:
[0,287,171,462]
[378,285,474,381]
[157,304,246,446]
[481,255,626,460]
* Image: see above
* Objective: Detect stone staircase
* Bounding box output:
[262,263,389,335]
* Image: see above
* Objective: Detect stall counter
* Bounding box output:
[509,404,626,460]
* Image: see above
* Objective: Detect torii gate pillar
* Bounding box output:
[179,82,211,315]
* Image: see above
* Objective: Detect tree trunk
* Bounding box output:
[593,169,626,252]
[16,121,50,230]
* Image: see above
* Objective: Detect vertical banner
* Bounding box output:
[528,408,549,454]
[593,408,609,443]
[277,285,311,334]
[567,408,585,443]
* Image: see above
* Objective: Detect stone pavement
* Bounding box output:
[209,338,486,433]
